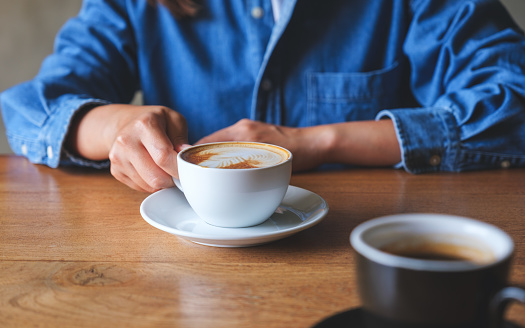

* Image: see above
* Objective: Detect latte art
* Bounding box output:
[193,150,283,169]
[182,142,290,169]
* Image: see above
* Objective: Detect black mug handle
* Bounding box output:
[490,286,525,328]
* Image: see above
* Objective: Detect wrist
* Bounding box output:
[311,120,401,167]
[68,103,123,161]
[65,103,100,158]
[296,124,339,166]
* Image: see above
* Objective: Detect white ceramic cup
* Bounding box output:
[173,142,292,228]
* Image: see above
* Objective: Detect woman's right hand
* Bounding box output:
[67,104,189,192]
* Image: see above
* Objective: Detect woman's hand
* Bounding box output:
[197,118,401,172]
[196,119,327,171]
[67,104,189,192]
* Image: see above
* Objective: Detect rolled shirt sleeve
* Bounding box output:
[0,0,137,168]
[378,0,525,173]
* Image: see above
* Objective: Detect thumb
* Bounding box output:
[175,143,192,153]
[164,110,189,151]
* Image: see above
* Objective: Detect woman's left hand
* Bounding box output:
[196,119,328,172]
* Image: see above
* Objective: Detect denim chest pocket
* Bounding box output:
[306,61,403,125]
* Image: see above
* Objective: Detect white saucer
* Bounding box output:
[140,186,329,247]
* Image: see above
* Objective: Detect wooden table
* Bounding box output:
[0,155,523,327]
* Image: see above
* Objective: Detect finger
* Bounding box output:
[138,119,181,179]
[127,144,175,191]
[175,143,192,152]
[117,173,151,193]
[196,119,265,145]
[164,110,189,150]
[110,160,154,193]
[109,141,162,193]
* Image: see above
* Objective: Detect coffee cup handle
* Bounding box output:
[489,285,525,328]
[172,177,183,192]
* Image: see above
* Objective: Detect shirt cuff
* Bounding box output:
[376,107,460,174]
[43,96,111,168]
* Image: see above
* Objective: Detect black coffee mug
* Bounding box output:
[350,213,525,328]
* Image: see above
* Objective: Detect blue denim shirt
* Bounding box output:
[2,0,525,173]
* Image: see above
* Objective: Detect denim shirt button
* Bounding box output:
[429,155,441,166]
[47,146,54,159]
[261,79,273,91]
[21,144,28,155]
[251,7,264,19]
[501,160,511,169]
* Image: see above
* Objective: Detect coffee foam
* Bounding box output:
[182,143,289,169]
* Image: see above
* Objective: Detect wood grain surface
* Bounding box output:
[0,155,523,327]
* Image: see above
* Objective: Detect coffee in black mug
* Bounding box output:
[350,213,525,328]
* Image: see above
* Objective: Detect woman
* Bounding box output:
[2,0,525,192]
